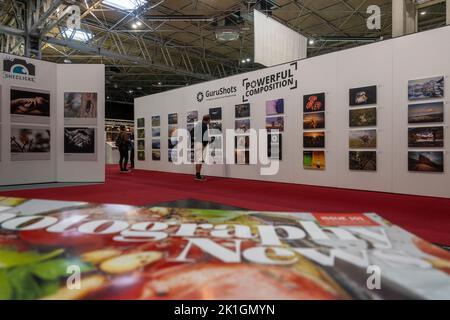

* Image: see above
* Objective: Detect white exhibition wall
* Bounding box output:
[0,53,105,186]
[135,26,450,198]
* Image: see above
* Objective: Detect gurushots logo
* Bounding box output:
[242,62,298,102]
[196,91,204,102]
[3,57,36,82]
[196,85,237,102]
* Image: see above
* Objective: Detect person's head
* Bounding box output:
[202,114,211,124]
[120,125,126,132]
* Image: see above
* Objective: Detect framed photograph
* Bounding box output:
[266,116,284,132]
[303,93,325,113]
[266,99,284,115]
[10,126,51,161]
[152,116,160,127]
[408,76,444,100]
[349,151,377,171]
[152,127,160,137]
[349,85,377,106]
[408,126,444,148]
[187,111,198,123]
[235,103,250,118]
[64,127,96,161]
[267,133,282,160]
[235,135,250,149]
[408,151,443,172]
[349,107,377,127]
[408,102,444,124]
[209,107,222,120]
[137,151,145,161]
[168,113,178,125]
[303,112,325,130]
[349,129,377,149]
[235,119,250,133]
[10,88,50,124]
[303,151,326,170]
[137,139,145,151]
[209,121,222,133]
[235,150,250,165]
[152,150,161,161]
[64,92,97,125]
[303,131,325,148]
[137,118,145,128]
[152,139,161,149]
[168,125,178,138]
[137,129,145,139]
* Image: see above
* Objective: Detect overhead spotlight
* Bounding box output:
[136,21,142,26]
[132,23,138,29]
[309,39,315,45]
[63,58,72,64]
[420,11,426,15]
[137,86,142,90]
[158,82,162,85]
[246,58,251,62]
[241,59,246,63]
[128,90,134,94]
[113,84,118,89]
[107,96,110,99]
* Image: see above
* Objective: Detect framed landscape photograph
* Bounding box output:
[349,85,377,106]
[303,131,325,148]
[408,126,444,148]
[266,99,284,115]
[152,127,160,137]
[303,112,325,130]
[168,113,178,125]
[349,107,377,127]
[137,118,145,128]
[235,103,250,118]
[152,139,161,149]
[408,76,444,100]
[303,151,326,170]
[408,151,443,172]
[266,116,284,132]
[137,129,145,139]
[152,116,160,127]
[349,151,377,171]
[303,93,325,113]
[152,150,161,161]
[209,121,222,133]
[408,102,444,124]
[235,119,250,133]
[137,140,145,151]
[137,151,145,161]
[349,129,377,149]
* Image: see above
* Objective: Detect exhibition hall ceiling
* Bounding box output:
[0,0,447,103]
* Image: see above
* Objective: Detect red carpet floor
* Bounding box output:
[1,165,450,245]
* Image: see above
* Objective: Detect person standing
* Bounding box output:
[116,125,130,173]
[129,131,135,170]
[192,114,214,181]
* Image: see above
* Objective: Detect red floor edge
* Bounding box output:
[1,164,450,246]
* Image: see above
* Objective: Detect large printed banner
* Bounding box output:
[0,197,449,300]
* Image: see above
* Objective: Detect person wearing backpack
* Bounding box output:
[116,125,130,173]
[192,114,214,181]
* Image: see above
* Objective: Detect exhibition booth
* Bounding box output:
[0,53,105,186]
[135,26,450,199]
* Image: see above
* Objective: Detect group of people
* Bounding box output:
[116,125,134,173]
[117,115,214,180]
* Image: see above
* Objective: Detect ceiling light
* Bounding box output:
[63,58,72,64]
[420,11,426,15]
[309,39,315,45]
[131,23,137,29]
[103,0,146,11]
[241,59,246,63]
[136,21,142,26]
[128,90,133,94]
[215,27,240,41]
[246,58,251,62]
[137,86,142,90]
[158,82,162,85]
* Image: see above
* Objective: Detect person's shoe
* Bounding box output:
[195,175,206,181]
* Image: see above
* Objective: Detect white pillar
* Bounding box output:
[392,0,417,37]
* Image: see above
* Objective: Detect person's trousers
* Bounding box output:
[130,147,135,169]
[119,147,129,171]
